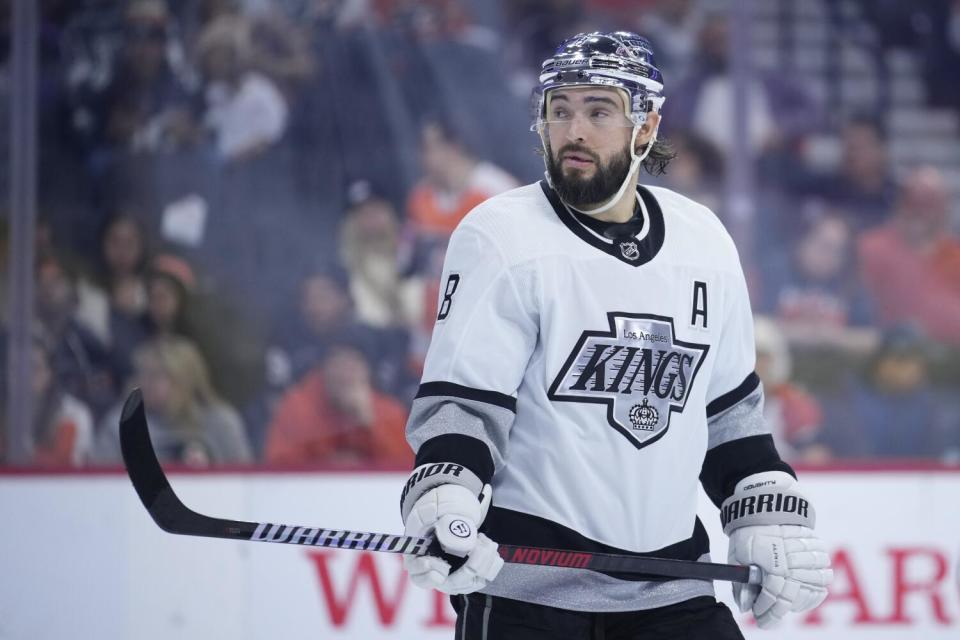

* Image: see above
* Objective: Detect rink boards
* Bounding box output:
[0,469,958,640]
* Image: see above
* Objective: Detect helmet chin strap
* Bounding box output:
[541,122,660,217]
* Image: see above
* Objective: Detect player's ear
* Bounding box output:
[634,112,660,149]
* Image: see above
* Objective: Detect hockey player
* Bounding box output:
[400,31,832,638]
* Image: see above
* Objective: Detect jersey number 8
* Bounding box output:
[437,273,461,322]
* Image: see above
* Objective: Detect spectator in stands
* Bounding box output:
[182,0,316,100]
[146,253,198,336]
[340,180,425,330]
[264,343,411,465]
[859,166,960,345]
[376,2,536,181]
[754,316,829,463]
[110,253,265,411]
[74,213,152,351]
[403,117,518,358]
[759,211,876,352]
[806,116,897,230]
[108,253,199,368]
[406,116,519,240]
[663,11,820,157]
[0,337,95,467]
[96,213,151,317]
[196,15,289,162]
[822,326,953,459]
[35,252,118,418]
[246,8,317,100]
[270,264,414,399]
[69,0,200,156]
[95,336,252,465]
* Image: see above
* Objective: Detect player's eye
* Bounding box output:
[550,108,570,120]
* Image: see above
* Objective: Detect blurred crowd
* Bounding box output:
[1,0,959,468]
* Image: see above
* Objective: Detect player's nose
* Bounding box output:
[565,113,589,142]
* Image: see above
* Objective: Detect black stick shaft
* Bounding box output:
[119,389,760,585]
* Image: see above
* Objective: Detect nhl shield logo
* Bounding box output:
[548,313,710,449]
[619,241,640,261]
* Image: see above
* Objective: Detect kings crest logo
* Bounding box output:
[548,313,709,449]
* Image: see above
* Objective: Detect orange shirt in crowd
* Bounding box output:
[265,371,411,466]
[406,162,519,236]
[32,420,81,467]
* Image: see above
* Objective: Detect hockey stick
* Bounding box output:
[119,389,761,585]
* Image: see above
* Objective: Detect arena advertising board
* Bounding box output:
[0,471,957,639]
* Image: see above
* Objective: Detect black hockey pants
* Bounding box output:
[451,594,745,640]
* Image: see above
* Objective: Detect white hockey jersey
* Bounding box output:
[405,181,788,612]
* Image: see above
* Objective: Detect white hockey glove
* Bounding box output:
[722,471,833,629]
[400,463,504,594]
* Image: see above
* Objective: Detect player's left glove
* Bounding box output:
[722,471,833,629]
[400,463,504,594]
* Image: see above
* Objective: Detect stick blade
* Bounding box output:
[119,388,258,539]
[119,388,189,533]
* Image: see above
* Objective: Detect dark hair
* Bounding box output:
[420,111,485,159]
[97,211,150,276]
[842,112,886,138]
[420,112,463,147]
[863,324,930,386]
[303,262,350,293]
[640,138,676,177]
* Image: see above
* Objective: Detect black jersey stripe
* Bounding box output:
[483,507,711,581]
[699,434,796,507]
[416,382,517,413]
[539,181,666,267]
[705,372,761,418]
[414,434,495,485]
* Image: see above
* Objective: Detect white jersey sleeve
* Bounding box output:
[705,247,758,412]
[700,244,794,507]
[406,218,538,483]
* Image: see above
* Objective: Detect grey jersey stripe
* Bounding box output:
[406,395,516,472]
[706,383,768,451]
[480,559,716,612]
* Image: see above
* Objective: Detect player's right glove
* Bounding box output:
[400,463,504,594]
[723,471,833,628]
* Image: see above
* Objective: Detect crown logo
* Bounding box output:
[629,398,659,431]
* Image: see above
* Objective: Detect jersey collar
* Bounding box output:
[540,181,666,267]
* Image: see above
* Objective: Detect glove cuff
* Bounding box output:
[400,462,485,522]
[721,471,816,535]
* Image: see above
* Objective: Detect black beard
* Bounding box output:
[547,142,632,209]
